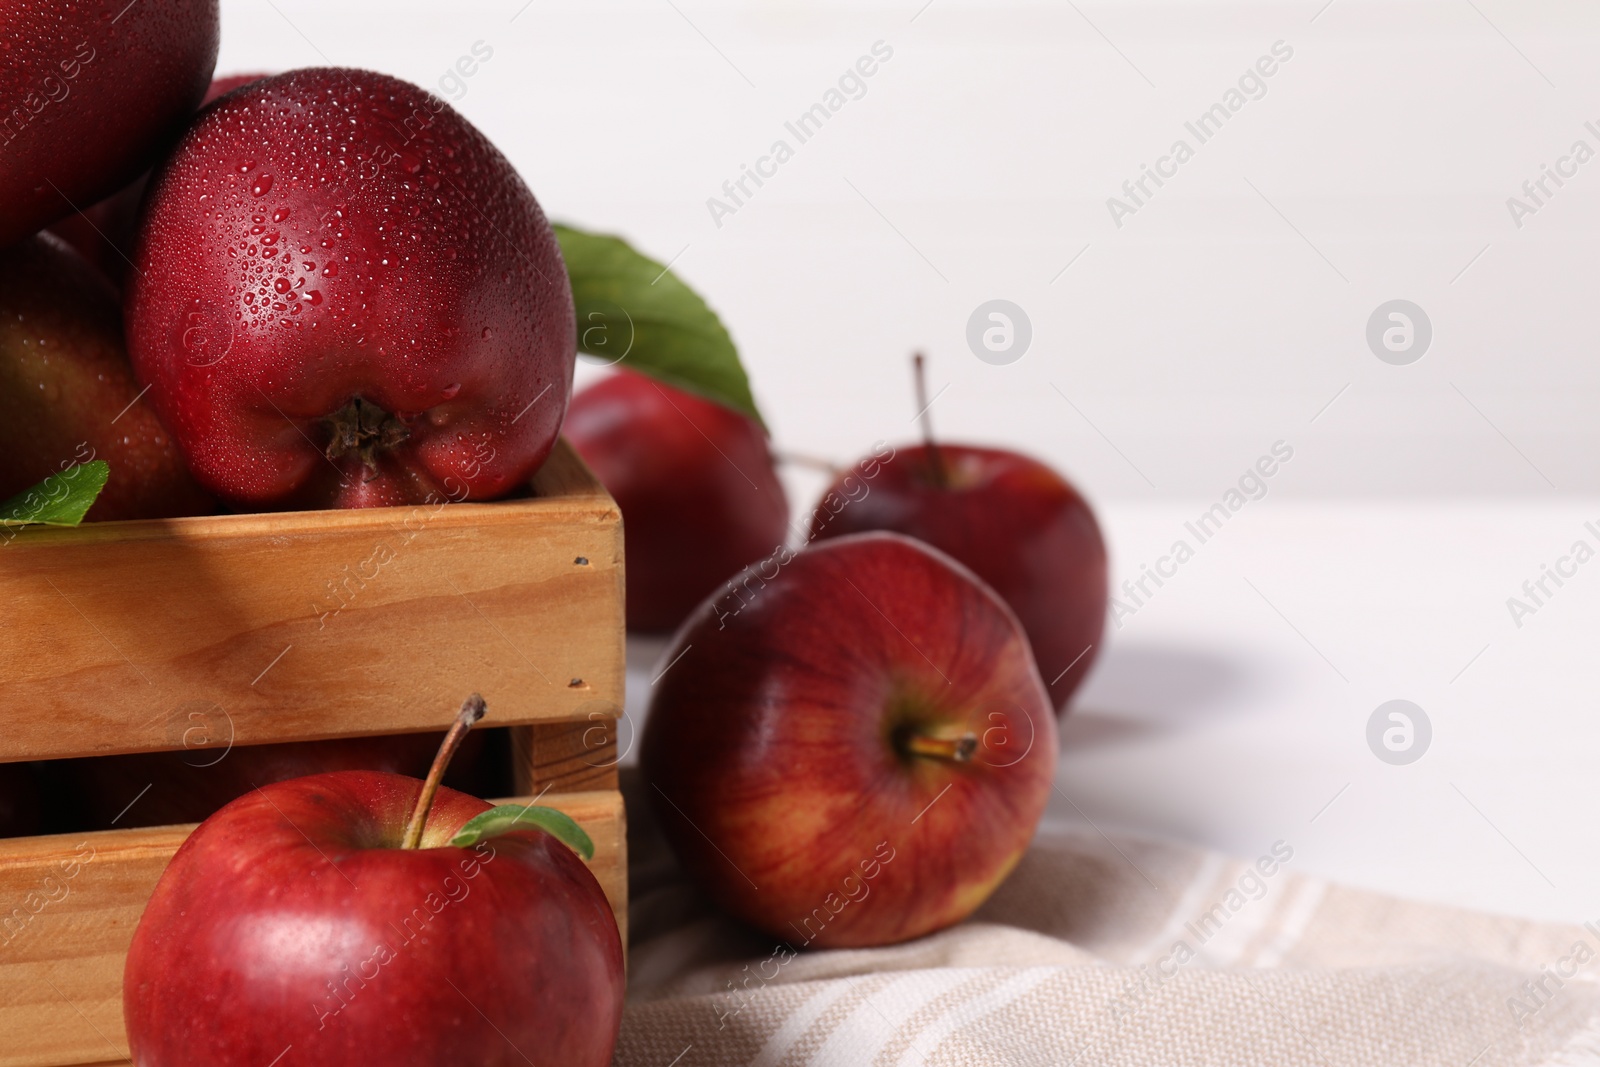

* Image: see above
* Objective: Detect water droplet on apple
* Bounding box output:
[481,327,492,340]
[250,174,274,196]
[441,383,461,400]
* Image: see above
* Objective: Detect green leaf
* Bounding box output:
[554,223,765,430]
[448,803,595,861]
[0,462,110,528]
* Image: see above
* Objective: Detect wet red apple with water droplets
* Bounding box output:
[125,68,575,509]
[0,0,219,248]
[48,72,270,286]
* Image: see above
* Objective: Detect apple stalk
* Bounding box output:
[900,730,978,763]
[912,352,949,488]
[401,694,487,849]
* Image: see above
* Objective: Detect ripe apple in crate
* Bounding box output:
[0,234,212,520]
[126,68,574,509]
[48,72,270,286]
[642,532,1057,947]
[59,728,492,830]
[0,0,218,247]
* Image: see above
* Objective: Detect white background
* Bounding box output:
[218,1,1600,923]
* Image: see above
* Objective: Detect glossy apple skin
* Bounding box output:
[642,532,1057,947]
[564,369,790,631]
[125,68,575,509]
[58,729,491,830]
[0,0,218,247]
[0,234,213,520]
[48,73,269,286]
[810,444,1107,712]
[124,771,623,1067]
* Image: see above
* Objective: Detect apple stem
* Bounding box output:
[902,731,977,763]
[776,451,845,477]
[912,352,949,488]
[400,694,486,850]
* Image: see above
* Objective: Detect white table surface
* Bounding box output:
[623,497,1600,927]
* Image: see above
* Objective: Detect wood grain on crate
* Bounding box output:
[0,440,625,762]
[513,715,621,794]
[0,790,625,1067]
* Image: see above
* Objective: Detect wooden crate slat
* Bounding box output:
[512,713,623,794]
[0,440,625,762]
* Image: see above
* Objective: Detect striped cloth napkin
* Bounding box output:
[617,771,1600,1066]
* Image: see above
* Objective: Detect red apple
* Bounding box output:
[642,532,1057,947]
[40,174,148,288]
[124,704,623,1066]
[811,441,1107,711]
[812,355,1100,713]
[125,68,575,509]
[0,0,218,248]
[48,72,270,285]
[0,233,213,520]
[58,728,493,830]
[810,357,1108,712]
[564,369,789,631]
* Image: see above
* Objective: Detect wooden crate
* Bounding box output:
[0,441,627,1067]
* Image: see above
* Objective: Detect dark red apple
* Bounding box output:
[564,368,789,631]
[48,72,269,285]
[124,707,623,1066]
[125,67,575,509]
[0,233,213,520]
[0,0,218,247]
[642,532,1057,947]
[58,729,492,830]
[811,440,1107,711]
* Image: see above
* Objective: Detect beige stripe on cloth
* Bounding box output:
[619,771,1600,1066]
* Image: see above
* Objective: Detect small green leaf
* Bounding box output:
[449,803,595,861]
[554,223,765,430]
[0,462,110,528]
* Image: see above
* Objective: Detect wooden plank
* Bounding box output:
[512,713,624,795]
[0,440,624,761]
[0,790,625,1067]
